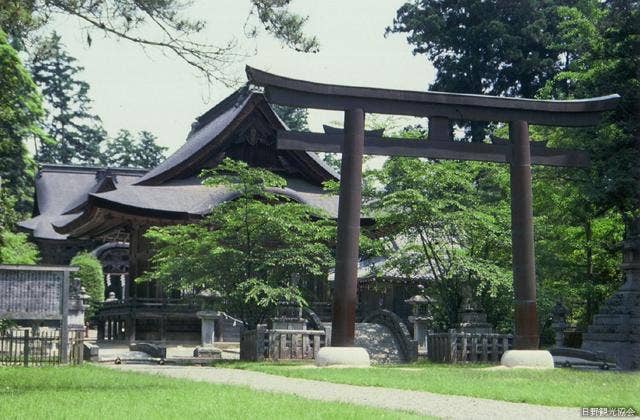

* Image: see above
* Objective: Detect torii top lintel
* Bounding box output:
[246,66,620,127]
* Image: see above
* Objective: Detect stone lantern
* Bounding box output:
[68,279,90,333]
[405,285,433,350]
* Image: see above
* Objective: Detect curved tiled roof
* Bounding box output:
[18,165,146,240]
[55,176,338,227]
[48,88,341,238]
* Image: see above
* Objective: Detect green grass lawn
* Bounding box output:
[226,361,640,409]
[0,365,423,420]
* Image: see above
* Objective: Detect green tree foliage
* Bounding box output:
[102,130,167,169]
[387,0,579,141]
[530,0,639,328]
[70,252,105,317]
[1,1,317,83]
[533,163,623,328]
[29,32,107,165]
[0,188,20,232]
[540,0,639,226]
[142,158,335,327]
[250,0,319,53]
[0,231,39,264]
[386,0,636,335]
[0,184,40,266]
[364,126,512,330]
[134,131,168,169]
[272,104,309,131]
[0,29,44,213]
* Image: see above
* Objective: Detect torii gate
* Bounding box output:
[247,66,620,350]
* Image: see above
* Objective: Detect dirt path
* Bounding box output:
[105,364,582,419]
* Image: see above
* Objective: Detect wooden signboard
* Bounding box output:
[0,265,79,363]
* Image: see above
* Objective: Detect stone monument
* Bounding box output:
[270,302,307,330]
[457,285,493,334]
[582,225,640,370]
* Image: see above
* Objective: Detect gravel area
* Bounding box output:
[106,364,581,419]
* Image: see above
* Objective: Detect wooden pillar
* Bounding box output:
[160,316,167,342]
[126,316,136,343]
[331,108,365,347]
[427,116,451,142]
[509,120,539,349]
[97,320,105,341]
[129,225,158,298]
[215,318,224,342]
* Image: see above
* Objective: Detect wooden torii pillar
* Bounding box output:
[246,66,619,349]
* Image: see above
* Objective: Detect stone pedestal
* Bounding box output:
[194,310,222,359]
[315,347,370,367]
[581,231,640,370]
[193,346,222,358]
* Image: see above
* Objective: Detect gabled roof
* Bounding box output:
[52,88,341,239]
[136,86,337,186]
[18,165,146,240]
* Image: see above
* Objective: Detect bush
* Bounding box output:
[70,252,104,317]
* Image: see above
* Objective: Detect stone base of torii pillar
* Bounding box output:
[315,347,370,367]
[501,350,554,369]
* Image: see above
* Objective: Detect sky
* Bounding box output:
[49,0,435,154]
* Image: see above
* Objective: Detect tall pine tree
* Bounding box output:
[29,32,106,165]
[102,129,167,169]
[134,131,168,169]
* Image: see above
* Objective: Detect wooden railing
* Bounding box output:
[428,332,513,363]
[241,326,330,361]
[0,329,84,366]
[96,298,201,342]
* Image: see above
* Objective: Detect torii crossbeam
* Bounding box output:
[246,65,620,350]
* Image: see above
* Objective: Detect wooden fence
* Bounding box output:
[428,332,513,363]
[0,329,83,366]
[241,326,330,361]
